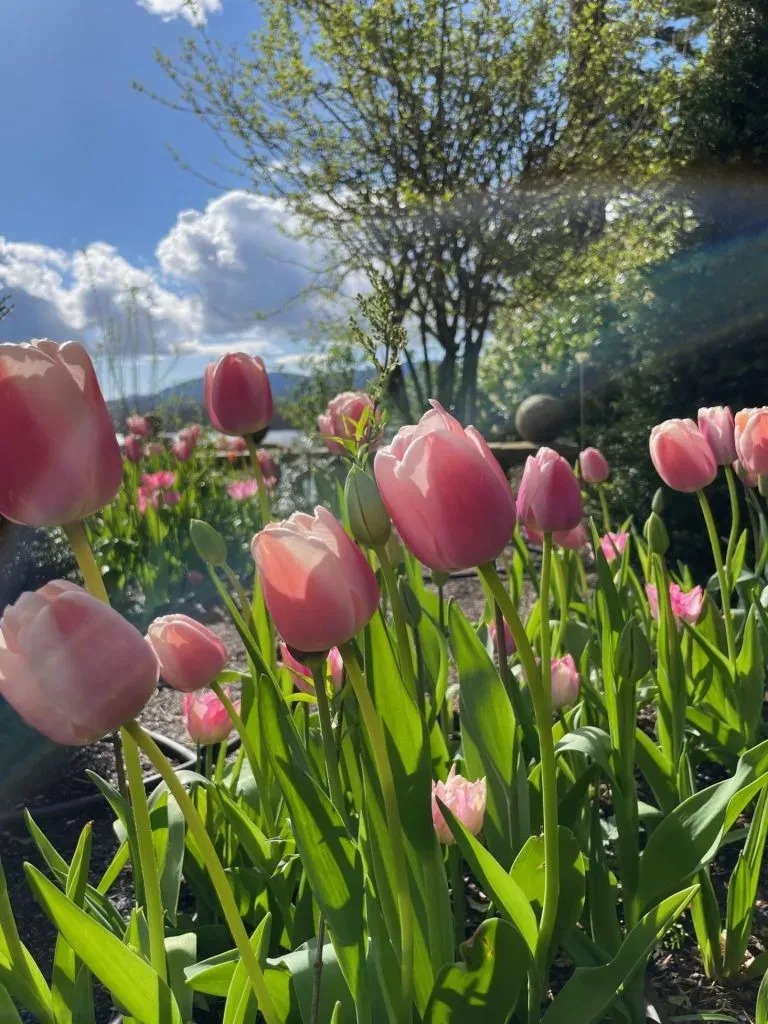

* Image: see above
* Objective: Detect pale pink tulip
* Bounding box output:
[649,419,717,492]
[227,478,272,502]
[374,401,516,571]
[734,460,759,488]
[183,688,238,746]
[147,614,229,692]
[646,583,704,626]
[252,507,379,652]
[579,447,610,484]
[517,447,583,534]
[697,407,736,465]
[0,341,122,526]
[205,353,273,436]
[550,654,580,709]
[431,766,486,845]
[179,424,202,445]
[172,437,194,462]
[735,408,768,476]
[126,414,150,437]
[0,581,158,744]
[317,392,379,453]
[124,435,143,463]
[600,531,629,563]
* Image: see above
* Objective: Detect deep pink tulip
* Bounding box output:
[734,460,759,488]
[600,531,629,563]
[317,392,380,453]
[646,583,704,626]
[126,414,150,437]
[649,419,717,492]
[183,688,238,746]
[252,507,379,653]
[374,401,516,571]
[431,766,486,845]
[257,450,277,478]
[489,618,515,657]
[697,407,736,465]
[0,581,158,745]
[735,407,768,476]
[162,489,181,507]
[124,435,143,463]
[0,341,122,526]
[517,447,583,535]
[579,447,610,484]
[204,353,273,436]
[550,654,580,709]
[146,614,229,692]
[172,437,194,462]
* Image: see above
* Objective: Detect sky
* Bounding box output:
[0,0,347,397]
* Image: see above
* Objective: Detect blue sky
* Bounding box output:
[0,0,341,397]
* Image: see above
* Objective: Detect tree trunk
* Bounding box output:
[436,348,458,410]
[386,364,415,422]
[455,340,482,423]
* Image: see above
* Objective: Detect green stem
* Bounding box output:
[246,436,272,525]
[553,551,569,655]
[449,846,467,956]
[697,489,736,661]
[724,464,741,566]
[122,728,167,981]
[124,720,280,1024]
[311,665,347,820]
[494,601,538,760]
[224,564,255,633]
[211,681,276,835]
[339,642,414,1015]
[597,484,612,532]
[375,544,418,700]
[204,744,214,782]
[479,559,558,974]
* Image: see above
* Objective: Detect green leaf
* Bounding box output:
[587,799,622,956]
[148,790,186,927]
[541,887,698,1024]
[52,822,94,1024]
[423,919,528,1023]
[223,915,271,1024]
[0,983,22,1023]
[736,606,763,743]
[85,770,144,909]
[0,856,54,1024]
[556,727,616,785]
[724,784,768,975]
[588,520,624,633]
[757,965,768,1024]
[25,864,183,1024]
[450,602,517,867]
[165,933,197,1024]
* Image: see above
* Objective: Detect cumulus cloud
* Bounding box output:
[136,0,221,26]
[0,190,359,364]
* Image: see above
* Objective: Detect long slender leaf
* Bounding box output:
[52,823,94,1024]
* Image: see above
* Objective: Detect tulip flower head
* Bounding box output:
[317,392,380,454]
[517,447,583,534]
[550,654,580,709]
[280,642,344,695]
[431,766,487,845]
[0,581,158,744]
[579,447,610,484]
[600,532,629,563]
[734,460,759,488]
[646,583,704,626]
[374,400,516,571]
[172,437,195,462]
[735,407,768,477]
[649,419,717,492]
[228,477,274,502]
[252,507,380,653]
[126,414,150,437]
[697,407,736,465]
[147,614,229,692]
[179,424,203,445]
[205,353,273,436]
[124,435,143,463]
[0,341,123,526]
[163,490,181,507]
[183,688,238,746]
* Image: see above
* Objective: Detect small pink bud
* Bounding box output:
[697,407,736,465]
[550,654,580,709]
[327,647,344,690]
[600,531,628,563]
[146,614,229,692]
[183,688,238,746]
[126,415,150,437]
[431,766,486,845]
[124,435,143,463]
[649,419,717,492]
[317,392,380,453]
[646,583,704,626]
[579,447,610,484]
[517,448,583,534]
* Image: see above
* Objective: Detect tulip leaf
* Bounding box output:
[223,915,272,1024]
[555,727,616,786]
[636,740,768,916]
[25,864,183,1024]
[724,783,768,975]
[423,919,528,1023]
[165,933,197,1024]
[85,770,145,909]
[757,965,768,1024]
[52,822,94,1024]
[736,605,763,744]
[449,601,517,867]
[0,856,54,1024]
[258,672,370,1016]
[541,886,698,1024]
[147,790,186,927]
[0,983,22,1024]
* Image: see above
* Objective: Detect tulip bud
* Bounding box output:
[643,512,669,556]
[345,466,391,548]
[398,577,422,627]
[189,519,228,567]
[652,489,664,515]
[385,531,405,567]
[614,617,652,685]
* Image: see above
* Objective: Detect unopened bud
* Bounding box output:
[189,519,228,567]
[652,489,664,515]
[614,616,652,685]
[345,467,391,548]
[384,530,405,567]
[643,511,669,556]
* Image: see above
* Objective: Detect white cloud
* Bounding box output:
[136,0,221,26]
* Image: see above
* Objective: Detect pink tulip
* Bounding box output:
[555,523,590,551]
[172,437,194,462]
[124,435,143,463]
[252,507,379,652]
[517,447,583,534]
[146,614,229,692]
[227,478,273,502]
[179,424,202,445]
[489,618,515,657]
[646,583,704,626]
[204,353,273,436]
[431,766,486,845]
[649,419,717,492]
[162,489,181,507]
[257,450,277,479]
[126,414,150,437]
[735,408,768,476]
[137,486,159,515]
[143,471,176,491]
[734,460,759,488]
[0,581,158,745]
[183,688,238,746]
[187,570,205,586]
[550,654,580,709]
[579,447,610,484]
[374,401,516,571]
[280,642,344,694]
[697,407,736,465]
[224,436,249,454]
[317,392,380,453]
[0,341,122,526]
[600,531,629,563]
[328,646,344,689]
